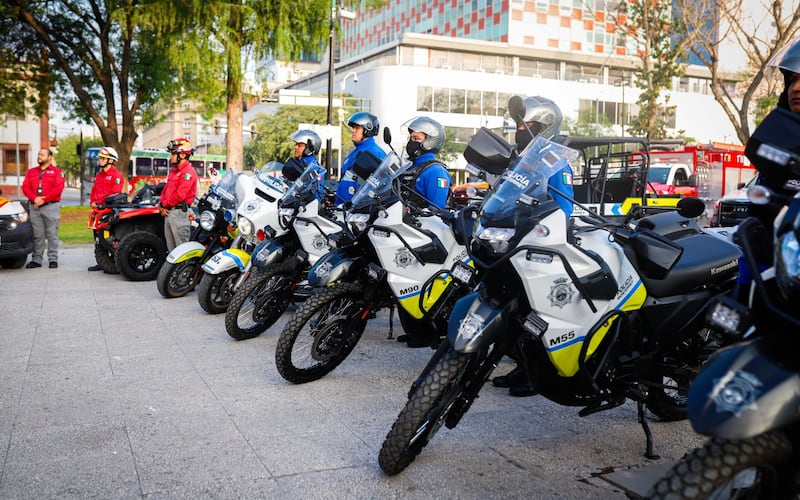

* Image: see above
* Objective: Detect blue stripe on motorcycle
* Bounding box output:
[545,335,584,352]
[222,250,245,269]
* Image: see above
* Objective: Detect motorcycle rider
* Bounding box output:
[492,95,575,396]
[401,116,451,210]
[334,112,387,205]
[736,38,800,299]
[285,129,326,201]
[88,146,124,271]
[159,137,199,252]
[393,116,452,348]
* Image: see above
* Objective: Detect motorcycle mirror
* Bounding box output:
[508,96,526,125]
[676,197,705,218]
[383,127,392,146]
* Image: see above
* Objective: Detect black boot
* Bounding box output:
[88,264,103,271]
[492,366,526,388]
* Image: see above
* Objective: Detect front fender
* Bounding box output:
[166,241,206,264]
[447,290,514,354]
[201,248,251,274]
[688,338,800,439]
[252,237,293,269]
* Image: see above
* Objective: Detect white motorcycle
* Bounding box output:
[196,163,289,314]
[224,163,347,339]
[274,151,477,384]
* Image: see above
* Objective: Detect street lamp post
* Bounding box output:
[325,0,336,174]
[337,71,358,176]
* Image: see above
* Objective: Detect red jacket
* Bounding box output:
[159,160,198,208]
[90,165,124,204]
[22,165,66,203]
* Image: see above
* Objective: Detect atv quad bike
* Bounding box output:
[87,183,168,281]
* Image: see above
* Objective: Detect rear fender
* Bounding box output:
[201,248,251,274]
[447,290,515,354]
[166,241,206,264]
[688,338,800,439]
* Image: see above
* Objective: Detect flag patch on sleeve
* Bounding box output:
[437,177,448,188]
[184,173,191,180]
[562,172,573,185]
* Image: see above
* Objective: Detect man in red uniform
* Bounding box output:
[22,148,66,268]
[88,146,124,271]
[158,137,198,251]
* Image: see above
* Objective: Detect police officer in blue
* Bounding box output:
[492,95,574,396]
[334,112,387,205]
[402,116,451,210]
[286,129,326,201]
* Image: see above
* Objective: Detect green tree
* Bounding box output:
[54,134,103,184]
[132,1,330,173]
[244,106,328,170]
[0,1,182,186]
[563,108,614,137]
[619,0,693,139]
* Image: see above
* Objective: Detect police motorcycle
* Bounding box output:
[274,140,477,384]
[196,162,290,314]
[156,170,239,298]
[648,107,800,499]
[224,162,346,340]
[378,134,744,476]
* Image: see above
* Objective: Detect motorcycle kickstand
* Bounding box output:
[637,401,660,460]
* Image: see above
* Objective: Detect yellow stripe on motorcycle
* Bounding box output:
[397,276,453,319]
[620,196,681,214]
[547,280,648,377]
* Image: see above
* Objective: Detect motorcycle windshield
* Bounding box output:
[255,163,288,192]
[480,137,578,225]
[280,164,325,206]
[209,171,238,208]
[349,153,411,211]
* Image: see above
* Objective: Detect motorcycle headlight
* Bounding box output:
[476,226,515,253]
[199,210,216,231]
[347,212,370,235]
[279,207,296,227]
[238,216,254,236]
[776,229,800,299]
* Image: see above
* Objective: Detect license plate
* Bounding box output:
[103,230,110,239]
[451,262,474,284]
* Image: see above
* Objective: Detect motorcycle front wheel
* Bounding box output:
[274,282,367,384]
[225,262,295,340]
[196,268,240,314]
[378,347,470,476]
[156,257,203,298]
[648,432,795,499]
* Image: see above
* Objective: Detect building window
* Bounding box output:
[2,146,29,175]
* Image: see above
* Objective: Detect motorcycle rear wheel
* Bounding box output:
[274,282,367,383]
[648,432,795,499]
[93,243,118,274]
[196,268,240,314]
[379,347,470,476]
[225,262,294,340]
[156,257,202,298]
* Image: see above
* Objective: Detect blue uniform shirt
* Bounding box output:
[411,151,451,210]
[335,136,387,205]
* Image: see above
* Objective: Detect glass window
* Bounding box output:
[135,157,153,176]
[451,88,466,114]
[417,87,433,111]
[190,160,205,177]
[467,89,482,114]
[433,88,449,112]
[153,158,169,176]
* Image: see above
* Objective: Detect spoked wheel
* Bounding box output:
[196,268,240,314]
[156,257,203,298]
[115,231,166,281]
[379,347,471,476]
[644,364,692,422]
[225,262,295,340]
[648,432,796,499]
[94,243,118,274]
[274,282,367,383]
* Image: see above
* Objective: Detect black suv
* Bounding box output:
[0,189,33,268]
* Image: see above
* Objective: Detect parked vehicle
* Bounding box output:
[274,148,477,384]
[648,107,800,498]
[0,189,33,268]
[87,183,166,281]
[224,163,342,340]
[378,136,742,476]
[708,175,756,227]
[156,171,239,298]
[196,164,289,314]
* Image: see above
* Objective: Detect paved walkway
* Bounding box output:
[0,245,704,498]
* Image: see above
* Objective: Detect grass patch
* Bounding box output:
[60,206,94,244]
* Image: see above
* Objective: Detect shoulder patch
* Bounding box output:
[184,173,191,180]
[562,172,573,185]
[436,177,448,188]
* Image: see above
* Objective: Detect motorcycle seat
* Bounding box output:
[639,232,740,297]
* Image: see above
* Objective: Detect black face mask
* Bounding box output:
[515,130,533,151]
[406,140,425,160]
